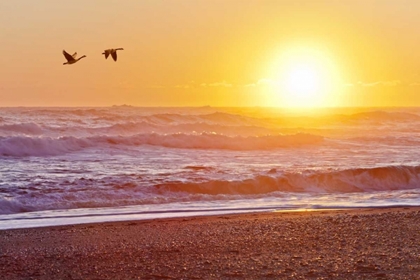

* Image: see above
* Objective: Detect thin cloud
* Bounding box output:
[174,84,192,89]
[174,81,197,89]
[174,80,234,88]
[242,79,278,88]
[207,81,233,87]
[356,80,401,87]
[146,85,166,89]
[200,81,233,88]
[382,80,401,86]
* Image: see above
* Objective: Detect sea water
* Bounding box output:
[1,106,420,229]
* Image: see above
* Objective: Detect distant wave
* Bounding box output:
[3,109,420,139]
[343,110,420,123]
[0,121,279,137]
[0,136,91,156]
[6,109,262,125]
[0,123,44,135]
[1,165,419,214]
[348,135,420,145]
[0,132,324,156]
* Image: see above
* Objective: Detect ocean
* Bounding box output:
[1,106,420,229]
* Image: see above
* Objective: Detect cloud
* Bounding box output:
[174,84,192,89]
[201,81,233,88]
[353,80,402,87]
[174,80,197,89]
[136,78,410,92]
[173,80,234,89]
[382,80,401,86]
[146,85,166,89]
[242,79,279,88]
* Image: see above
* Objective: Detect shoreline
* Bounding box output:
[1,207,419,279]
[3,203,419,231]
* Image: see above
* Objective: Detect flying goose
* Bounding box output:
[62,50,86,65]
[102,48,124,61]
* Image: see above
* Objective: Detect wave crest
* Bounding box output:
[0,123,44,135]
[0,133,323,156]
[1,165,419,214]
[156,165,420,194]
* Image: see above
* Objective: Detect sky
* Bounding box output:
[1,0,420,107]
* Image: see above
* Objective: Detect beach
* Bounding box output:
[3,0,420,278]
[1,207,419,279]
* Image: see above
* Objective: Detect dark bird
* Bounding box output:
[102,48,124,61]
[62,50,86,65]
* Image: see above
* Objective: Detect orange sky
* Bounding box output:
[1,0,420,107]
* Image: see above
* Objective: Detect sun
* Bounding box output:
[284,63,321,98]
[267,46,341,108]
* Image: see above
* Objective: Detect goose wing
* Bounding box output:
[63,50,75,62]
[111,50,117,61]
[72,52,77,58]
[103,49,111,59]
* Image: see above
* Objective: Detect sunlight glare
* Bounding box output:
[285,63,321,98]
[267,46,342,108]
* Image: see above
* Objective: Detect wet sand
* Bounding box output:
[1,207,419,279]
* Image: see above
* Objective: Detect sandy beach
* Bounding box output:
[0,207,419,279]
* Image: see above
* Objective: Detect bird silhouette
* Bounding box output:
[62,50,86,65]
[102,48,124,61]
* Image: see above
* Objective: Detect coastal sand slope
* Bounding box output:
[0,207,419,279]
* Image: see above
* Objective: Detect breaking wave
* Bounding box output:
[157,165,420,194]
[0,133,323,156]
[1,165,419,214]
[0,123,44,135]
[346,111,420,122]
